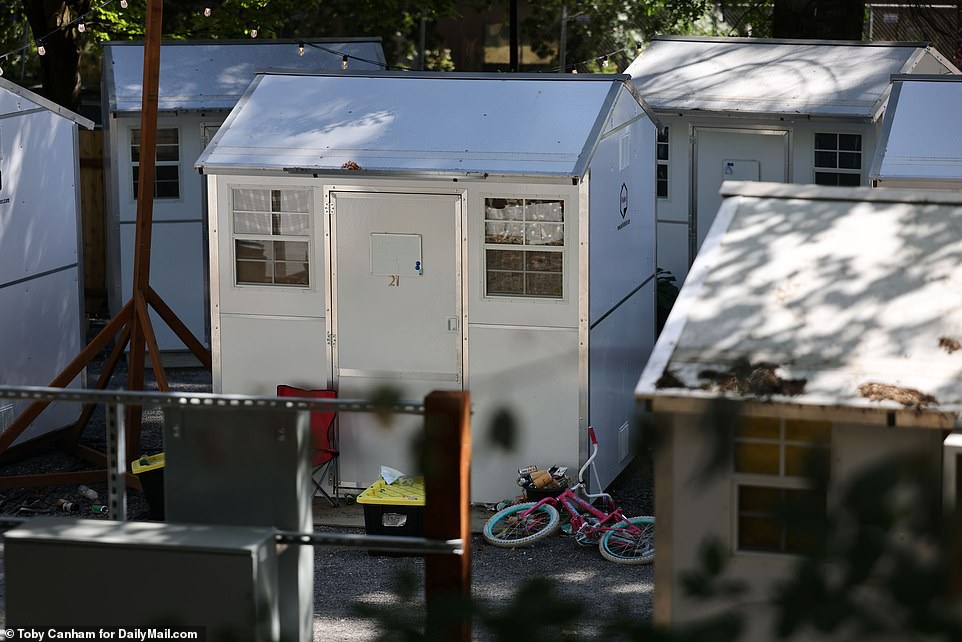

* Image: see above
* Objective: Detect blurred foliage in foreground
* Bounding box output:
[360,398,962,640]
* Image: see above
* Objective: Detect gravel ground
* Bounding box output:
[0,324,655,640]
[312,458,654,641]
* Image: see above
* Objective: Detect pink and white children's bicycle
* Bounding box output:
[482,426,655,565]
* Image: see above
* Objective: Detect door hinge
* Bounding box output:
[326,332,337,347]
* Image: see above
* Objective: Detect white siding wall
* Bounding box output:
[0,112,79,283]
[211,174,327,393]
[653,116,878,286]
[211,175,584,501]
[0,107,83,440]
[469,325,580,500]
[110,112,228,351]
[659,415,942,642]
[587,104,657,488]
[0,269,82,442]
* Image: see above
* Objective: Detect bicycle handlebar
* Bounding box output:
[576,425,612,504]
[578,426,599,485]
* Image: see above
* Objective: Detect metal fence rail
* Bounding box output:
[0,386,473,641]
[0,385,425,414]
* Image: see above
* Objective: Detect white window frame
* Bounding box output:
[482,196,566,300]
[732,417,830,556]
[130,126,181,201]
[813,131,862,187]
[230,187,313,289]
[656,126,669,200]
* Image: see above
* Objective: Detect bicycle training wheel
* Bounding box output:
[598,516,655,564]
[483,502,560,547]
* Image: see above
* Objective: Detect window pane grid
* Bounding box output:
[232,188,311,288]
[656,126,669,199]
[484,197,564,299]
[131,128,180,199]
[814,132,862,186]
[734,417,830,554]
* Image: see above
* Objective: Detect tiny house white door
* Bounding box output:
[329,191,463,487]
[692,127,789,261]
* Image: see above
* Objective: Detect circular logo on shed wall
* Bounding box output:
[619,183,628,219]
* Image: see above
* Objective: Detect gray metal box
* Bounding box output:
[5,517,279,641]
[163,406,313,642]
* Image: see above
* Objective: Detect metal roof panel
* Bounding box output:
[103,39,385,113]
[637,181,962,417]
[625,37,942,120]
[871,76,962,182]
[197,73,634,178]
[0,76,94,128]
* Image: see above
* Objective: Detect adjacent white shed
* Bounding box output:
[636,181,962,642]
[101,39,386,355]
[624,36,958,285]
[870,74,962,189]
[197,71,658,501]
[0,77,93,442]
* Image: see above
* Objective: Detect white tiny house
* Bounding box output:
[0,77,93,442]
[636,181,962,642]
[624,36,958,285]
[197,71,658,501]
[101,39,386,355]
[870,74,962,189]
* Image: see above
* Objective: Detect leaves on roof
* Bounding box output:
[698,357,807,397]
[857,382,938,409]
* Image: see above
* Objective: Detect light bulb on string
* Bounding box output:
[341,54,348,70]
[38,45,46,56]
[78,22,86,32]
[0,64,4,77]
[250,28,258,38]
[602,55,609,68]
[298,42,305,56]
[120,0,128,8]
[204,7,212,17]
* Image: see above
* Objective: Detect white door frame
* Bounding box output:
[323,186,468,392]
[690,125,791,263]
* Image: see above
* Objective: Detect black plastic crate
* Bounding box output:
[357,478,425,556]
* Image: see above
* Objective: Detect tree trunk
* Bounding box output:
[772,0,866,40]
[22,0,87,111]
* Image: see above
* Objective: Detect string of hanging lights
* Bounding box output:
[0,0,123,76]
[0,3,632,79]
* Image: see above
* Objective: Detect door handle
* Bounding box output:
[447,317,459,332]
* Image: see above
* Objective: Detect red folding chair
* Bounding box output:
[277,385,338,507]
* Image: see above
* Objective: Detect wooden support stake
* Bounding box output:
[0,0,205,487]
[123,0,164,463]
[0,469,111,489]
[135,293,169,392]
[65,323,132,451]
[423,390,472,642]
[146,286,212,370]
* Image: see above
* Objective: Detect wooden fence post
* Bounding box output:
[423,390,471,642]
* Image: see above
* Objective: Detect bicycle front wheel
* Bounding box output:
[483,502,560,547]
[598,516,655,564]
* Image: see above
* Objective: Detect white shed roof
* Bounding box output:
[103,38,385,114]
[870,75,962,184]
[0,76,93,129]
[196,72,642,178]
[625,36,953,120]
[637,181,962,428]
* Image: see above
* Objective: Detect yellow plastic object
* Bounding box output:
[131,453,165,474]
[356,477,425,506]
